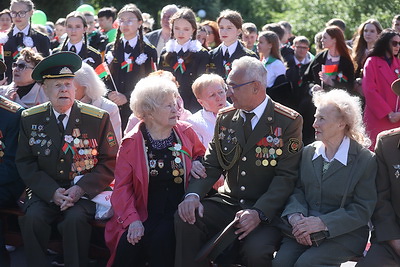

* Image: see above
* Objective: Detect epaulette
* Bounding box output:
[217,106,236,115]
[274,102,299,120]
[88,46,101,55]
[377,127,400,139]
[21,103,48,117]
[145,41,156,49]
[0,96,22,113]
[78,102,105,119]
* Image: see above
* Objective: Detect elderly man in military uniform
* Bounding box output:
[0,60,25,267]
[357,79,400,266]
[175,56,303,267]
[16,51,117,267]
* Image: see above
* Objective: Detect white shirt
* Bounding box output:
[174,39,191,53]
[312,136,350,165]
[13,24,30,36]
[240,96,269,130]
[222,41,238,58]
[187,108,218,147]
[53,107,72,129]
[67,40,83,54]
[123,36,138,61]
[262,57,286,88]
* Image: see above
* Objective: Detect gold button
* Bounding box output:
[240,186,245,191]
[60,159,64,163]
[242,156,246,161]
[37,151,40,155]
[59,170,64,174]
[241,171,246,176]
[240,199,245,204]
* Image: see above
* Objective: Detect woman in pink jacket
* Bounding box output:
[363,29,400,149]
[105,75,206,267]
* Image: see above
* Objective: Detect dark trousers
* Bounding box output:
[19,197,95,267]
[357,242,400,267]
[174,200,282,267]
[273,236,356,267]
[112,214,176,267]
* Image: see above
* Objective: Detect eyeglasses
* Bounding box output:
[10,10,30,18]
[118,18,138,26]
[12,62,34,71]
[227,80,255,91]
[392,41,400,47]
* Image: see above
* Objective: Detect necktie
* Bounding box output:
[243,112,255,142]
[223,49,230,62]
[57,114,66,134]
[16,32,24,47]
[177,49,184,57]
[124,42,132,54]
[70,45,76,53]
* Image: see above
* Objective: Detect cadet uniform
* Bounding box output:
[207,41,258,79]
[105,37,157,131]
[175,98,303,267]
[3,25,50,84]
[15,52,117,267]
[159,39,209,112]
[0,95,24,267]
[52,41,102,70]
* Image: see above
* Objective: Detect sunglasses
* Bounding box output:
[10,10,29,18]
[12,62,34,71]
[392,41,400,47]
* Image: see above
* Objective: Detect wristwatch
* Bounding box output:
[251,208,269,223]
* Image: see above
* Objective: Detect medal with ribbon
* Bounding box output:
[168,143,191,184]
[173,58,186,74]
[224,62,231,78]
[337,72,348,82]
[121,57,134,72]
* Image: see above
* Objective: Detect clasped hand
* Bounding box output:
[127,220,144,245]
[290,214,327,246]
[52,185,85,211]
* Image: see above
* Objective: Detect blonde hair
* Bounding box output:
[192,74,225,99]
[313,89,371,148]
[74,62,107,101]
[130,76,179,120]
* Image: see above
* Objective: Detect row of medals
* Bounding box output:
[149,150,184,184]
[255,135,283,167]
[29,125,52,155]
[70,133,98,177]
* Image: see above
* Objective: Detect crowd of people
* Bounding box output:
[2,0,400,266]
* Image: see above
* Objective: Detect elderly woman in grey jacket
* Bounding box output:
[273,89,377,267]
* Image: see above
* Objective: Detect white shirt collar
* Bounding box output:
[222,41,238,57]
[123,36,138,50]
[174,39,191,53]
[312,136,350,165]
[240,96,269,129]
[294,56,311,65]
[53,107,72,129]
[327,52,340,62]
[13,24,30,36]
[68,41,83,53]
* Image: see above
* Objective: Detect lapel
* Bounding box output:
[310,150,323,186]
[322,139,357,181]
[241,98,274,155]
[230,42,245,61]
[44,103,63,149]
[214,45,224,73]
[377,57,399,86]
[64,102,81,136]
[116,39,125,63]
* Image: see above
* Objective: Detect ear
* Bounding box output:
[197,98,204,106]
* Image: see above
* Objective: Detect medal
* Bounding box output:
[38,125,44,131]
[158,160,164,169]
[255,159,261,166]
[0,151,4,157]
[266,136,273,143]
[262,159,269,166]
[273,137,280,145]
[150,159,156,168]
[83,139,89,146]
[41,139,46,147]
[179,168,184,176]
[150,169,158,176]
[29,137,35,146]
[47,140,52,147]
[44,149,50,156]
[172,169,180,176]
[31,131,37,137]
[270,159,277,167]
[269,148,275,155]
[79,149,84,155]
[175,157,181,164]
[255,147,262,153]
[276,148,282,156]
[174,177,183,184]
[91,149,98,156]
[35,139,41,145]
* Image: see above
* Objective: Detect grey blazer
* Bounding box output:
[282,139,377,254]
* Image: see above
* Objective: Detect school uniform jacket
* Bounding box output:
[53,43,102,69]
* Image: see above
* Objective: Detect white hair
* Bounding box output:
[74,62,107,101]
[228,56,267,88]
[161,4,178,16]
[130,76,179,120]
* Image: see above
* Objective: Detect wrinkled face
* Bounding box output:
[322,31,336,50]
[242,32,257,48]
[294,41,309,60]
[10,2,33,30]
[12,57,35,86]
[118,11,142,39]
[149,94,178,129]
[0,13,12,31]
[66,17,86,44]
[219,18,240,46]
[257,35,272,56]
[390,35,400,57]
[363,23,379,45]
[197,82,227,114]
[173,18,194,45]
[313,104,344,143]
[43,78,76,113]
[226,69,256,111]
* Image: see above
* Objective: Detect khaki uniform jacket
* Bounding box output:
[373,128,400,242]
[187,98,303,220]
[16,101,117,205]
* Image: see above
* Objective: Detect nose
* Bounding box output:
[312,119,318,129]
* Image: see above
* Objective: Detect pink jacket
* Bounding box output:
[104,121,205,266]
[363,56,400,149]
